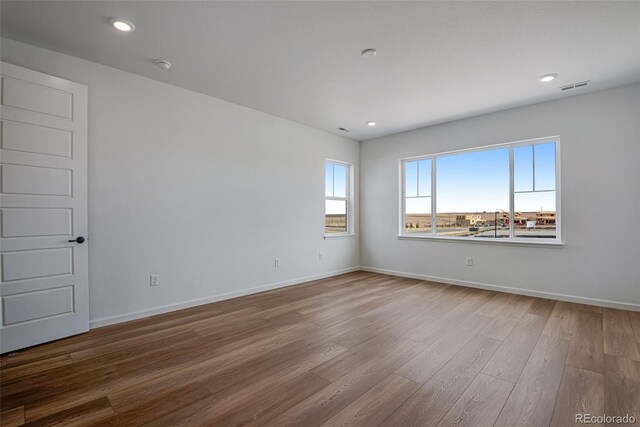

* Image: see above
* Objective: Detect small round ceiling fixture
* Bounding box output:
[361,49,377,58]
[155,60,172,70]
[367,121,376,127]
[539,73,557,83]
[110,18,135,32]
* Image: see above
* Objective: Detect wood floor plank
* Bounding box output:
[494,335,570,427]
[1,272,636,426]
[479,294,534,340]
[436,373,513,427]
[23,397,114,426]
[630,311,640,344]
[120,341,345,426]
[0,406,25,427]
[308,296,387,328]
[550,366,604,427]
[23,323,324,420]
[481,313,548,383]
[382,335,502,426]
[406,291,493,348]
[0,355,73,384]
[191,345,346,426]
[2,363,119,414]
[311,331,404,382]
[328,318,389,349]
[527,297,557,319]
[202,372,330,427]
[604,354,640,424]
[603,308,640,360]
[575,303,603,314]
[322,374,420,427]
[359,295,431,325]
[428,288,490,319]
[475,292,516,318]
[91,383,213,426]
[1,308,224,368]
[543,300,578,340]
[264,339,426,426]
[395,314,492,384]
[567,310,604,373]
[106,325,332,413]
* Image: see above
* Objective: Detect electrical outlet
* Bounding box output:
[274,258,280,267]
[465,257,473,267]
[150,274,159,286]
[318,252,323,261]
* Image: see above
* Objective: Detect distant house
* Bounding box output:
[536,211,556,225]
[456,214,485,227]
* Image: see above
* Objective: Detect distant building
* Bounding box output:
[536,211,556,225]
[456,214,485,227]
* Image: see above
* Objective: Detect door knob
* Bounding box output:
[69,236,86,244]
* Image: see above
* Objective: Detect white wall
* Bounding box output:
[1,38,360,326]
[3,38,638,323]
[361,84,640,310]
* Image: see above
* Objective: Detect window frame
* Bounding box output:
[325,159,354,238]
[399,136,561,245]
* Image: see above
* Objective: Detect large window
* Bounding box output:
[325,160,352,234]
[401,137,560,242]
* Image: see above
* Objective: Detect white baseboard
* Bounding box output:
[89,266,361,329]
[90,264,638,328]
[360,266,640,312]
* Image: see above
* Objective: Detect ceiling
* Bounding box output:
[1,1,639,141]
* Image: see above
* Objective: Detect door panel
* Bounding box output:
[1,76,73,118]
[0,62,88,353]
[2,286,73,326]
[1,164,72,196]
[1,120,72,157]
[2,248,73,281]
[1,208,72,237]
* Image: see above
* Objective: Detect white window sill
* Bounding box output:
[397,234,563,247]
[324,233,357,240]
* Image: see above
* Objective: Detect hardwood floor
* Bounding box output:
[1,272,639,426]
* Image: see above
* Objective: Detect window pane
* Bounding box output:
[514,145,533,192]
[436,148,509,238]
[405,197,431,233]
[418,159,431,197]
[333,164,347,198]
[405,161,418,197]
[514,191,556,238]
[325,162,334,197]
[534,142,556,191]
[406,197,431,214]
[325,199,347,233]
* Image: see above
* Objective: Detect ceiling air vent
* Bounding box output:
[560,81,590,91]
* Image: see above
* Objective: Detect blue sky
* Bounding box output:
[406,142,556,213]
[326,162,348,214]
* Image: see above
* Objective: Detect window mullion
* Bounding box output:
[332,163,336,197]
[509,146,515,239]
[532,144,536,192]
[401,161,405,235]
[431,158,436,234]
[346,166,350,233]
[416,161,420,197]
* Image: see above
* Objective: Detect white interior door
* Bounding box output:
[0,62,88,353]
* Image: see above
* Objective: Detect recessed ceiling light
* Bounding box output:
[367,121,376,127]
[362,49,377,58]
[539,73,557,83]
[110,18,135,32]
